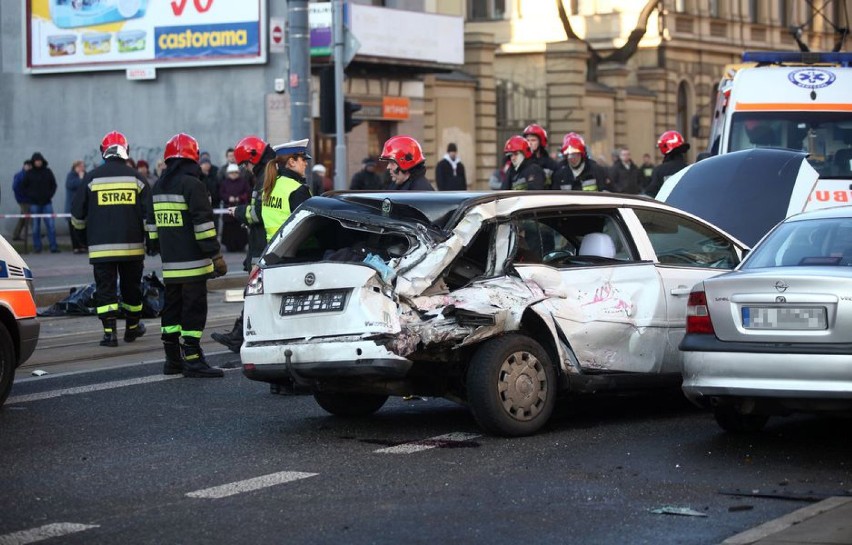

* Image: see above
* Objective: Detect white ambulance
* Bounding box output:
[0,235,39,406]
[707,51,852,210]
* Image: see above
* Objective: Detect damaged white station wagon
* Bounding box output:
[241,191,747,436]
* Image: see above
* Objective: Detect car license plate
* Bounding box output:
[280,289,349,316]
[741,306,827,330]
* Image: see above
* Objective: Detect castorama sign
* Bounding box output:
[26,0,266,73]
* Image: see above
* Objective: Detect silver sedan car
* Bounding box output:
[681,206,852,432]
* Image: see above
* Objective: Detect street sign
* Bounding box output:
[126,66,156,80]
[343,25,360,67]
[270,17,285,54]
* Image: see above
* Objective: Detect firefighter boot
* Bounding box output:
[124,319,146,343]
[99,318,118,347]
[181,341,224,378]
[211,315,243,353]
[162,338,184,376]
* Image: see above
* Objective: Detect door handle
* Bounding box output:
[670,287,692,296]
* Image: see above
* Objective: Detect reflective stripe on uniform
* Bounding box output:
[153,202,189,211]
[181,330,203,339]
[161,325,182,334]
[162,258,214,279]
[71,217,87,229]
[88,176,146,190]
[194,221,217,240]
[120,302,143,312]
[88,243,144,255]
[97,303,119,315]
[153,194,187,203]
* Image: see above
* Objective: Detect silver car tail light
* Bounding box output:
[686,288,715,335]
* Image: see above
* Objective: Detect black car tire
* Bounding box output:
[313,392,388,417]
[713,407,769,433]
[0,323,16,407]
[466,334,556,437]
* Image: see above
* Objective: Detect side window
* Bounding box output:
[444,223,495,289]
[634,208,739,269]
[511,213,635,266]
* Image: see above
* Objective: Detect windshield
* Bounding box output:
[729,111,852,179]
[742,217,852,269]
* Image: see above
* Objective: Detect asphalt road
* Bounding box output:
[2,323,851,544]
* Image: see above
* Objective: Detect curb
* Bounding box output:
[721,496,852,545]
[34,273,248,308]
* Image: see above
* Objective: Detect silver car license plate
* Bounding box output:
[741,306,827,330]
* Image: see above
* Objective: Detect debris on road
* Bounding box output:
[649,506,708,517]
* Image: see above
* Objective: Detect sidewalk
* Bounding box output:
[721,496,852,544]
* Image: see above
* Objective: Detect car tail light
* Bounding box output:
[245,266,263,296]
[686,289,715,335]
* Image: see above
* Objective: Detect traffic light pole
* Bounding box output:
[288,0,310,150]
[332,0,347,189]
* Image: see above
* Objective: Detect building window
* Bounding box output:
[676,81,690,139]
[469,0,506,20]
[778,0,789,27]
[674,0,688,13]
[709,0,719,18]
[748,0,759,23]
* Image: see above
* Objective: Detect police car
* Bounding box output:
[0,235,39,406]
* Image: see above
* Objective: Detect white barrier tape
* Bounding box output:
[0,208,232,219]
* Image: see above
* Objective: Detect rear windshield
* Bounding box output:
[742,217,852,269]
[729,111,852,179]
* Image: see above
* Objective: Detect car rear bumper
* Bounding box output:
[681,350,852,407]
[241,339,413,384]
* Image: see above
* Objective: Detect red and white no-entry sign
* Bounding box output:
[269,17,285,53]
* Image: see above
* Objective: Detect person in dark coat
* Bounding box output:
[219,163,251,252]
[64,159,87,253]
[199,158,220,210]
[21,151,59,253]
[647,130,691,198]
[350,157,385,190]
[434,142,467,190]
[380,136,434,191]
[501,136,546,191]
[12,159,33,241]
[608,147,643,194]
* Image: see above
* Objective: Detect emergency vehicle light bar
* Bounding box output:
[742,51,852,67]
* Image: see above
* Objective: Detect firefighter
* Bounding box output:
[379,135,434,190]
[211,135,276,353]
[646,130,690,198]
[259,138,314,240]
[551,133,610,191]
[71,131,149,347]
[500,136,546,190]
[146,133,227,378]
[523,123,558,187]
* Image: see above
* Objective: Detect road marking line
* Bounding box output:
[186,471,318,499]
[6,375,182,404]
[0,523,99,545]
[374,432,481,454]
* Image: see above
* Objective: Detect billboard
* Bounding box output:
[26,0,266,73]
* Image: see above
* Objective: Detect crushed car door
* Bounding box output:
[511,210,668,374]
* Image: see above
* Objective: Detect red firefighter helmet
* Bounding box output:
[380,135,425,171]
[523,123,548,148]
[561,133,586,156]
[100,131,129,159]
[657,130,685,156]
[504,135,532,159]
[164,133,200,162]
[234,136,268,166]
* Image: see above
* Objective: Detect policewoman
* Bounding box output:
[145,133,227,378]
[71,131,149,347]
[260,139,313,242]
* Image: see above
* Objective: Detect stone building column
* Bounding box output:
[464,32,497,189]
[544,40,588,145]
[637,66,669,151]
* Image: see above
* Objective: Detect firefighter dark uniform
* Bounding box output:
[146,133,226,378]
[261,139,313,242]
[71,131,149,347]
